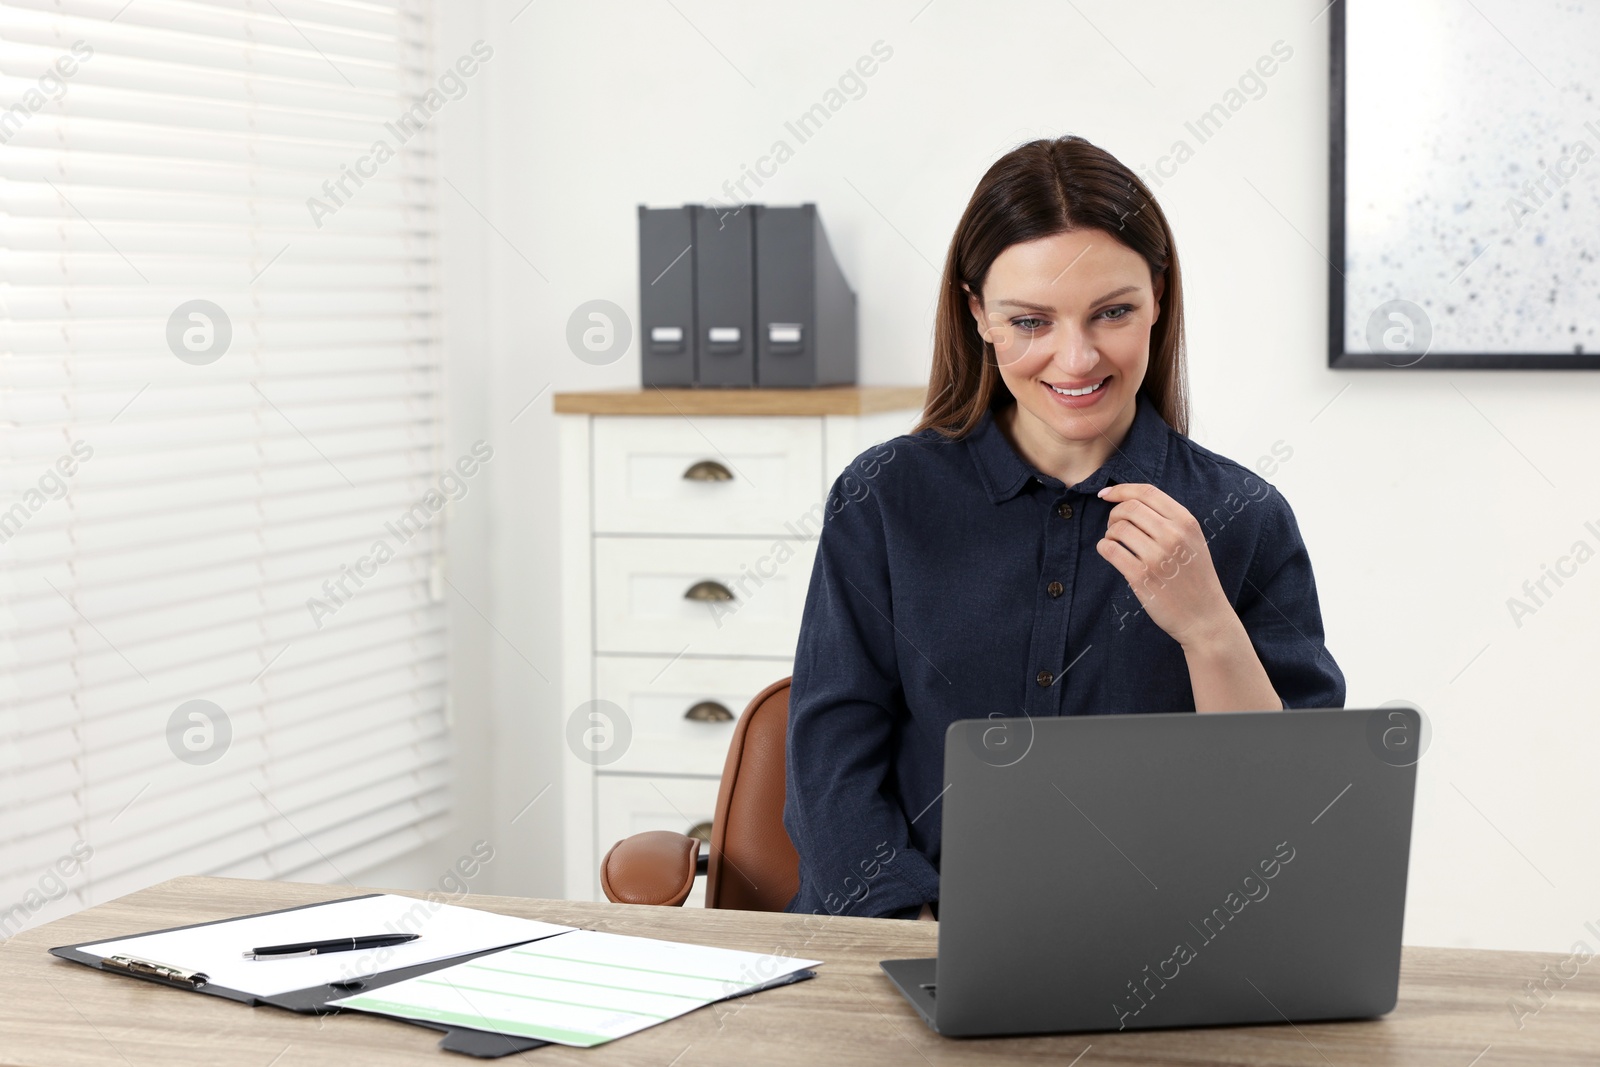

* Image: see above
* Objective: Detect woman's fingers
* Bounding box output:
[1098,481,1185,524]
[1106,497,1174,542]
[1103,518,1163,563]
[1096,533,1140,576]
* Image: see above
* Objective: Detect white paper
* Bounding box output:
[80,894,574,998]
[330,929,821,1048]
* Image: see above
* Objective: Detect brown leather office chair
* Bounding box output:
[600,676,800,911]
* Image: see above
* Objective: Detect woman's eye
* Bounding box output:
[1099,305,1133,322]
[1012,317,1047,332]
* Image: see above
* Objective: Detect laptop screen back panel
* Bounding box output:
[933,709,1417,1037]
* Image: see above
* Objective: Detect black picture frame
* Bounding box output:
[1327,1,1600,370]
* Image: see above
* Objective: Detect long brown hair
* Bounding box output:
[912,135,1189,439]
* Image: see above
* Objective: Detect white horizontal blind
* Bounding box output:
[0,0,451,926]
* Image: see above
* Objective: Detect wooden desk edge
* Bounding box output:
[3,875,1583,969]
[3,875,919,955]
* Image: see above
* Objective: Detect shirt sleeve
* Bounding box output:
[781,462,942,918]
[1236,491,1347,710]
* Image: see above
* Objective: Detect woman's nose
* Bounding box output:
[1053,326,1098,376]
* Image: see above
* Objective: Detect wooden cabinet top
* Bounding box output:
[552,385,927,416]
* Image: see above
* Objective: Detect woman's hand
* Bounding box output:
[1094,482,1234,651]
[1095,482,1283,713]
[917,903,935,921]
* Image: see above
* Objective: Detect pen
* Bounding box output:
[243,933,420,960]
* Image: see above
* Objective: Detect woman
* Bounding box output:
[781,135,1345,921]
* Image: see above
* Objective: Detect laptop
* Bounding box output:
[881,707,1419,1037]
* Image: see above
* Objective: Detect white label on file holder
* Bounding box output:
[768,324,803,345]
[707,327,741,344]
[651,326,684,344]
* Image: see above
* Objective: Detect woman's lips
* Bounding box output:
[1041,376,1110,408]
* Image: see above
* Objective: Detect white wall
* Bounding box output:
[431,0,1600,952]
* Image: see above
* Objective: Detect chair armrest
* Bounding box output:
[600,830,701,906]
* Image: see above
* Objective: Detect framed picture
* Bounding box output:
[1329,0,1600,369]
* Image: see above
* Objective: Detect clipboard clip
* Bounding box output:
[103,955,209,988]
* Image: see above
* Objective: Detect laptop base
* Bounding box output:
[880,958,939,1030]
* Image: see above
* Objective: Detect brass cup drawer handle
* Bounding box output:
[682,460,733,482]
[684,580,734,602]
[684,701,733,723]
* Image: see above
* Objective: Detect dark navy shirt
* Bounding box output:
[781,388,1345,919]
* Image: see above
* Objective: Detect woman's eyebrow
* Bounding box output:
[993,285,1142,312]
[1089,285,1141,304]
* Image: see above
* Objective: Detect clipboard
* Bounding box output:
[50,893,557,1056]
[49,893,818,1058]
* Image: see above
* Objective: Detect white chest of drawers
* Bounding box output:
[555,387,924,904]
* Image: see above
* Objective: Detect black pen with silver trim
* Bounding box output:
[243,933,419,960]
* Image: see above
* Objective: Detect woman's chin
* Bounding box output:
[1027,394,1123,440]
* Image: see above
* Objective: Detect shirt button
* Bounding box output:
[1036,670,1054,687]
[1047,581,1064,598]
[1056,501,1074,519]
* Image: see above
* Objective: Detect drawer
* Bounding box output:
[592,416,824,536]
[594,536,818,657]
[595,656,790,775]
[596,774,720,909]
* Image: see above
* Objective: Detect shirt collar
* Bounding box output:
[967,388,1171,504]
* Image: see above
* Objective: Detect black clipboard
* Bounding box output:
[50,893,559,1056]
[49,892,818,1058]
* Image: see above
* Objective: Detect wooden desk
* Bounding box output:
[1,877,1595,1065]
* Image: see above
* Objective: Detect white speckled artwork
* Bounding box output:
[1343,0,1599,357]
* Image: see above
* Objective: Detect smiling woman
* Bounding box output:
[921,135,1187,452]
[781,135,1346,921]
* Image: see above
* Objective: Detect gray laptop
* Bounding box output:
[881,708,1419,1037]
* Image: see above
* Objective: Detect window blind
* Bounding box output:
[0,0,451,928]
